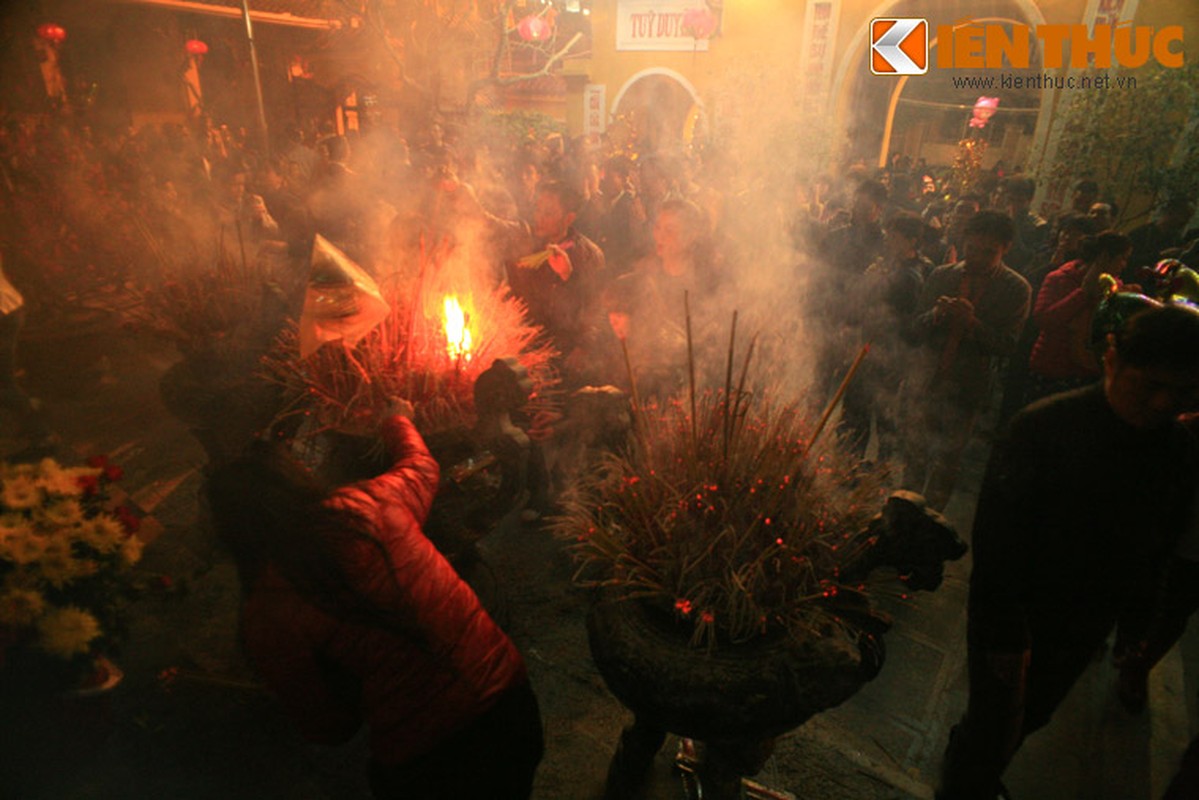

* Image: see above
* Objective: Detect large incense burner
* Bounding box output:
[553,315,967,799]
[263,235,558,561]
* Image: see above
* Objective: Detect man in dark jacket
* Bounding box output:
[1124,196,1196,282]
[937,303,1199,800]
[998,176,1049,278]
[505,180,607,388]
[902,211,1031,510]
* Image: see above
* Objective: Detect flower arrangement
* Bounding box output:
[553,316,901,652]
[0,456,142,679]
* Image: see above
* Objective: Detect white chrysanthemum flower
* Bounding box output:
[0,586,46,627]
[39,465,99,498]
[0,462,36,481]
[36,606,102,659]
[37,537,82,589]
[119,534,144,566]
[0,513,32,543]
[3,531,49,565]
[35,457,62,477]
[78,516,125,554]
[40,499,84,529]
[2,475,43,511]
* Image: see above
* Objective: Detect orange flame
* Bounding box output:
[443,295,473,361]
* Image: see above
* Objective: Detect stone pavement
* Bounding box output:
[2,304,1195,800]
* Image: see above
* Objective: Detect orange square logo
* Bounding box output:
[870,18,928,75]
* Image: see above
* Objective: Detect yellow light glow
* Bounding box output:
[443,295,473,361]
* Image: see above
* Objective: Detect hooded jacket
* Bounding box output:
[240,415,526,765]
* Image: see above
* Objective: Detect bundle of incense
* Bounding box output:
[516,249,551,269]
[515,240,574,270]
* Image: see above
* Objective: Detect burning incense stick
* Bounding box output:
[606,310,643,442]
[618,335,644,445]
[684,291,698,455]
[235,220,248,273]
[805,342,871,457]
[731,333,758,440]
[722,310,738,462]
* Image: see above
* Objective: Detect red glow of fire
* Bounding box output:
[185,39,209,56]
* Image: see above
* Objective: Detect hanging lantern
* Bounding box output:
[37,23,67,45]
[516,14,552,42]
[185,39,209,56]
[288,55,313,80]
[682,7,717,40]
[969,96,1000,129]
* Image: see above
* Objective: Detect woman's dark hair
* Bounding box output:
[1078,231,1131,263]
[1115,302,1199,371]
[1056,212,1100,236]
[855,179,889,207]
[205,442,426,643]
[1001,176,1036,202]
[536,179,583,215]
[886,211,923,242]
[963,210,1016,244]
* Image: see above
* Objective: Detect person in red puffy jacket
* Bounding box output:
[206,408,543,799]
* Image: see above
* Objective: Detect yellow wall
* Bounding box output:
[571,0,805,140]
[568,0,1198,159]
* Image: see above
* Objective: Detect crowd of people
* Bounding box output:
[4,109,1199,799]
[793,164,1199,798]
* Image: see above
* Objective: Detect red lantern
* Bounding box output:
[682,7,717,40]
[37,23,67,45]
[185,39,209,56]
[517,14,552,42]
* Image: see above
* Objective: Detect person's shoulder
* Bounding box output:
[997,263,1032,291]
[573,230,602,252]
[1024,382,1103,418]
[1009,383,1103,436]
[572,231,606,265]
[822,220,852,241]
[609,262,652,296]
[911,255,933,275]
[1045,258,1083,277]
[928,261,962,280]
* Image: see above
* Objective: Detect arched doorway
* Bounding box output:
[611,68,704,154]
[832,0,1049,170]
